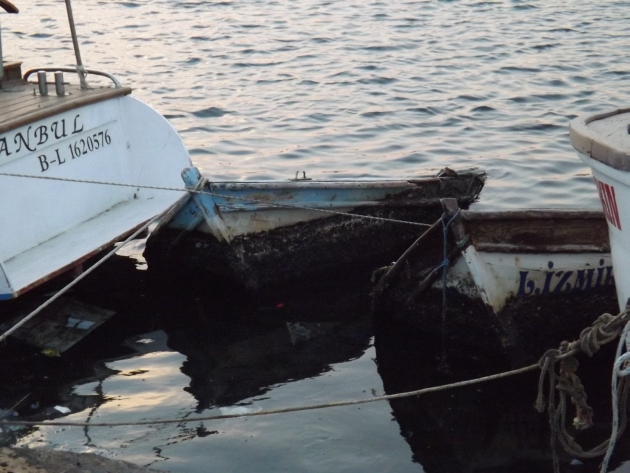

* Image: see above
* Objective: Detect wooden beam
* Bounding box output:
[0,86,132,134]
[0,0,18,13]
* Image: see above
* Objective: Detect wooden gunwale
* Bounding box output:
[472,243,610,254]
[2,93,64,115]
[208,179,444,190]
[0,83,132,135]
[460,209,605,221]
[459,209,609,253]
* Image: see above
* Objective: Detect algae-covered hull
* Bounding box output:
[145,168,486,291]
[373,202,617,366]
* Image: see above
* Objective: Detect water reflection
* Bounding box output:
[5,255,414,471]
[1,252,629,472]
[6,1,630,207]
[375,318,630,473]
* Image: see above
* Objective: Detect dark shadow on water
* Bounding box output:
[0,251,629,472]
[0,252,374,423]
[375,316,630,473]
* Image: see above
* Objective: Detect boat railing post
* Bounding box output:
[0,2,19,84]
[440,198,466,245]
[54,71,65,95]
[64,0,88,89]
[0,17,4,82]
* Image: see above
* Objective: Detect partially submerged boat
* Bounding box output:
[144,167,486,291]
[570,108,630,312]
[0,1,190,300]
[372,199,617,365]
[374,320,569,471]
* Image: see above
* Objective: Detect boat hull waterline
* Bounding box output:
[373,203,616,365]
[144,167,486,291]
[0,79,191,299]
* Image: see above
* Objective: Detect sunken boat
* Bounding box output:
[372,198,618,366]
[144,167,485,292]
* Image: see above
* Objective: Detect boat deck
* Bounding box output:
[0,79,131,134]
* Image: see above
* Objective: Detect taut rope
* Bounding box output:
[0,172,435,228]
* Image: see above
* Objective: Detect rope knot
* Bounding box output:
[616,352,630,378]
[578,313,622,357]
[538,348,560,370]
[535,349,561,412]
[535,308,630,472]
[558,357,593,430]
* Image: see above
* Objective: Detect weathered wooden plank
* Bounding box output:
[0,84,75,116]
[474,243,610,253]
[0,91,34,108]
[0,89,81,121]
[0,85,132,134]
[0,93,58,119]
[461,212,609,250]
[461,209,605,221]
[0,85,130,122]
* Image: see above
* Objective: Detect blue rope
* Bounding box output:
[438,209,461,371]
[440,209,461,269]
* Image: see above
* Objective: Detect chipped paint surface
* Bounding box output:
[146,170,486,290]
[374,208,616,366]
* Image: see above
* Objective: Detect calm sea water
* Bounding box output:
[6,0,630,207]
[4,0,630,471]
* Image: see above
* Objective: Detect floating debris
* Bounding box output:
[1,299,116,353]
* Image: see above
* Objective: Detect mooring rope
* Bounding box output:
[601,322,630,473]
[535,308,630,473]
[438,209,461,372]
[0,203,177,344]
[1,308,628,430]
[0,171,467,228]
[370,218,442,296]
[0,363,539,428]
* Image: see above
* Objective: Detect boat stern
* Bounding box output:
[571,109,630,310]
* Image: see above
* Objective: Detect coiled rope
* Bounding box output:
[535,308,630,473]
[601,321,630,473]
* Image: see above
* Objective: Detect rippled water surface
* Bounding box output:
[5,0,630,207]
[4,1,630,472]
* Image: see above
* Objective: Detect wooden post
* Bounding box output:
[0,1,20,85]
[440,198,467,248]
[0,17,4,83]
[64,0,88,89]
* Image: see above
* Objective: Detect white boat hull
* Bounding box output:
[373,205,616,365]
[577,152,630,311]
[570,108,630,312]
[445,249,614,313]
[0,95,190,299]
